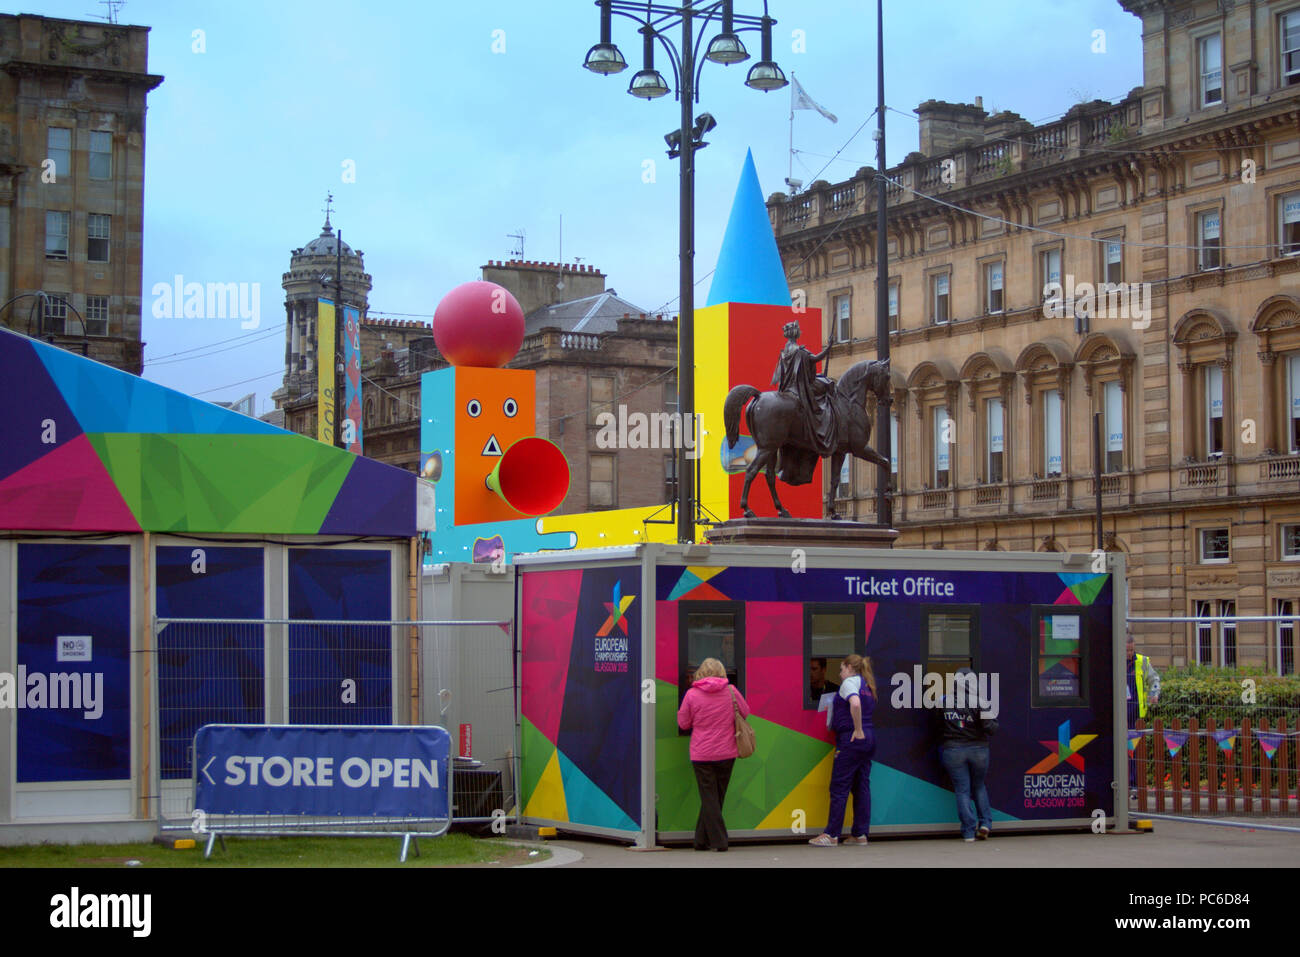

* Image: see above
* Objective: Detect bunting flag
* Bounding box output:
[1256,731,1283,761]
[1212,728,1236,754]
[1127,731,1144,753]
[1163,730,1189,758]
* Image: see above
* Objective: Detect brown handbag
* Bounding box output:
[731,687,756,758]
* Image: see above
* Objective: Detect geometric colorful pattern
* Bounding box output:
[1257,731,1283,761]
[1163,729,1188,757]
[1214,728,1237,754]
[0,327,421,536]
[1054,572,1109,606]
[666,566,727,601]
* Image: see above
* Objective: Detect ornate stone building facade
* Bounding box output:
[768,0,1300,672]
[0,14,162,372]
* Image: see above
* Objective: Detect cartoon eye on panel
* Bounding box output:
[503,398,518,417]
[467,399,482,417]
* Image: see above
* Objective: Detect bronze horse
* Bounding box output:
[723,358,892,519]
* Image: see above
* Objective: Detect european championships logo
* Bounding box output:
[594,581,635,673]
[1022,720,1097,809]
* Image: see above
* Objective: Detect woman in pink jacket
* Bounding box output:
[677,657,751,852]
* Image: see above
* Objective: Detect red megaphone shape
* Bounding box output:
[485,436,570,515]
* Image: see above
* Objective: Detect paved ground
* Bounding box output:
[526,817,1300,868]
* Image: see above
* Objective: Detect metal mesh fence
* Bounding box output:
[151,618,515,835]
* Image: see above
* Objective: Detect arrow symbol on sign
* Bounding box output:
[201,756,216,785]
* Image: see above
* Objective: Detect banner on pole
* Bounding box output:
[343,305,363,454]
[317,299,337,445]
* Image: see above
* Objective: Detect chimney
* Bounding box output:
[916,99,989,157]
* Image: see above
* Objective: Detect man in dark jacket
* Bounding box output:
[937,667,996,842]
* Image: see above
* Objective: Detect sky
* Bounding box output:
[21,0,1145,414]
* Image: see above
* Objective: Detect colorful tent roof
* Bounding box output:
[0,327,428,536]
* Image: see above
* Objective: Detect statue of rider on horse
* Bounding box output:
[725,322,891,520]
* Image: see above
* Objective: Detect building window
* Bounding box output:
[589,375,615,426]
[1199,34,1223,106]
[1194,600,1214,665]
[1283,10,1300,86]
[1104,240,1123,284]
[986,397,1004,483]
[931,273,950,325]
[42,295,68,336]
[1197,210,1221,271]
[932,404,950,488]
[1279,192,1300,256]
[833,293,851,342]
[1219,599,1237,667]
[87,213,110,263]
[837,456,852,499]
[890,411,899,484]
[45,211,70,260]
[1282,523,1300,560]
[1103,380,1124,472]
[1288,353,1300,452]
[89,131,112,180]
[1278,599,1296,676]
[1205,363,1225,456]
[47,128,71,180]
[984,260,1004,314]
[84,295,109,336]
[888,281,899,332]
[1043,389,1063,476]
[804,606,864,709]
[1200,527,1230,564]
[589,453,616,508]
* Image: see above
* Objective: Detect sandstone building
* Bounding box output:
[0,14,162,373]
[768,0,1300,672]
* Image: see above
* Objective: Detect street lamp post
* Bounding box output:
[584,0,786,544]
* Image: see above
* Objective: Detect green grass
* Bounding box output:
[0,834,550,868]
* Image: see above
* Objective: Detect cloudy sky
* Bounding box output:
[26,0,1144,413]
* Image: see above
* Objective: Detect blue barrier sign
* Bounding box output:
[194,725,451,819]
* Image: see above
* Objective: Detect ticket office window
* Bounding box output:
[923,606,981,680]
[1031,606,1088,707]
[678,602,746,719]
[803,603,866,710]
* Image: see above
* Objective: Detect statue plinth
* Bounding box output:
[705,518,898,549]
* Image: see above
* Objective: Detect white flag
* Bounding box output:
[791,75,837,123]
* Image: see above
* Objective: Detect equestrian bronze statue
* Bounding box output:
[723,322,891,519]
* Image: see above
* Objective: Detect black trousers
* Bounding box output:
[692,759,735,850]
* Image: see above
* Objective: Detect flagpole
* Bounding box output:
[788,73,795,187]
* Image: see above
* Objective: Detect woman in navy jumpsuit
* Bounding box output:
[810,654,876,846]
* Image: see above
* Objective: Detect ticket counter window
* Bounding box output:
[804,605,865,709]
[925,607,979,679]
[679,603,745,713]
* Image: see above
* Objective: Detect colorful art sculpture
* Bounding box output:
[423,150,820,564]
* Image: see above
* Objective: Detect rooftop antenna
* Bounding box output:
[507,228,525,260]
[91,0,124,23]
[322,191,334,231]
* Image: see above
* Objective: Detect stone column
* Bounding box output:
[1259,350,1277,454]
[1179,360,1197,459]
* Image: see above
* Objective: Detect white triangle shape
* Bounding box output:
[482,434,503,456]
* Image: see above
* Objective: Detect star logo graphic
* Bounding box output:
[1025,720,1098,774]
[597,580,636,637]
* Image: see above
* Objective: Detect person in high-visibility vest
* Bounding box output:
[1126,632,1161,802]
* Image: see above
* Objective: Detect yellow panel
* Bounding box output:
[694,302,732,524]
[754,750,853,832]
[522,748,569,823]
[538,504,678,550]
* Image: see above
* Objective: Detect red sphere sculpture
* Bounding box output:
[433,281,526,368]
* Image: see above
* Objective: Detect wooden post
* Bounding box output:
[1189,717,1200,814]
[1242,716,1253,815]
[1136,718,1147,812]
[1154,717,1165,813]
[1260,716,1272,815]
[1201,717,1211,816]
[1171,717,1183,813]
[1225,719,1236,814]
